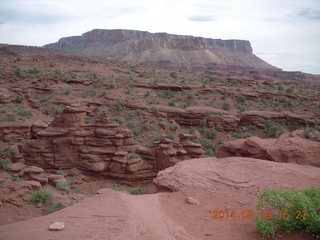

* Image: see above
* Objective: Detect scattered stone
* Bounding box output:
[49,222,65,231]
[186,197,199,205]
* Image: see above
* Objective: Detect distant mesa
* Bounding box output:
[44,29,279,71]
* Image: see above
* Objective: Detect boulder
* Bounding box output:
[218,130,320,167]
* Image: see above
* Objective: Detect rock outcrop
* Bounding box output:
[22,105,204,180]
[153,106,239,131]
[217,130,320,167]
[44,29,277,70]
[0,122,48,142]
[238,111,318,127]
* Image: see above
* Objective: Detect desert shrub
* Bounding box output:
[64,87,72,95]
[179,103,189,109]
[0,133,3,141]
[264,121,286,138]
[0,145,18,157]
[236,104,245,113]
[169,123,179,132]
[222,102,230,110]
[255,187,320,239]
[114,101,126,113]
[0,158,12,169]
[278,85,284,91]
[5,113,15,122]
[84,115,93,124]
[168,100,176,106]
[127,120,135,129]
[13,95,24,103]
[232,132,254,139]
[304,127,320,141]
[286,87,294,94]
[36,95,50,104]
[56,181,71,193]
[200,127,216,140]
[236,95,246,103]
[113,117,124,125]
[167,132,175,140]
[169,71,177,78]
[56,170,65,175]
[10,175,20,181]
[80,89,96,98]
[199,118,207,128]
[18,109,32,117]
[130,153,139,159]
[52,104,65,115]
[185,90,195,100]
[31,188,52,203]
[46,202,65,213]
[158,90,174,99]
[129,187,141,195]
[195,138,216,156]
[153,135,161,142]
[49,69,64,79]
[28,67,40,75]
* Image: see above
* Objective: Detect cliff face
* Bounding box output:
[44,29,277,70]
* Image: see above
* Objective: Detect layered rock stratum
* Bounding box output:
[44,29,277,71]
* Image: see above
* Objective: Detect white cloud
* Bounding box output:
[0,0,319,74]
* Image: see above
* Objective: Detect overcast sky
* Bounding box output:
[0,0,319,74]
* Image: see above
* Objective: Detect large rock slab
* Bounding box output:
[218,130,320,167]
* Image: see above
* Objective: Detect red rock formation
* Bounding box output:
[22,105,204,180]
[217,130,320,167]
[237,111,318,127]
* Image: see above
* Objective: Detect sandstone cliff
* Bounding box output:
[44,29,277,70]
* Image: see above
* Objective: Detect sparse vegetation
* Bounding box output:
[52,104,65,116]
[56,181,71,193]
[46,202,65,213]
[222,102,230,110]
[0,158,12,169]
[264,121,287,138]
[31,188,52,204]
[13,95,24,103]
[17,109,32,117]
[255,187,320,239]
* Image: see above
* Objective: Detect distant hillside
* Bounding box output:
[44,29,278,71]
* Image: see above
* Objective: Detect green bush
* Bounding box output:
[18,109,32,117]
[232,132,253,139]
[114,101,126,113]
[255,187,320,239]
[0,158,12,169]
[56,181,71,193]
[52,104,65,115]
[46,202,65,213]
[31,188,52,203]
[222,102,230,110]
[195,138,216,156]
[169,123,179,132]
[113,117,124,125]
[169,71,177,78]
[264,121,286,138]
[236,95,246,103]
[14,95,24,103]
[5,113,15,122]
[200,127,216,140]
[129,153,139,159]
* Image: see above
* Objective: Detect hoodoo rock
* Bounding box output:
[22,105,205,180]
[217,130,320,167]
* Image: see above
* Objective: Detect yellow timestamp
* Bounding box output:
[210,209,307,220]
